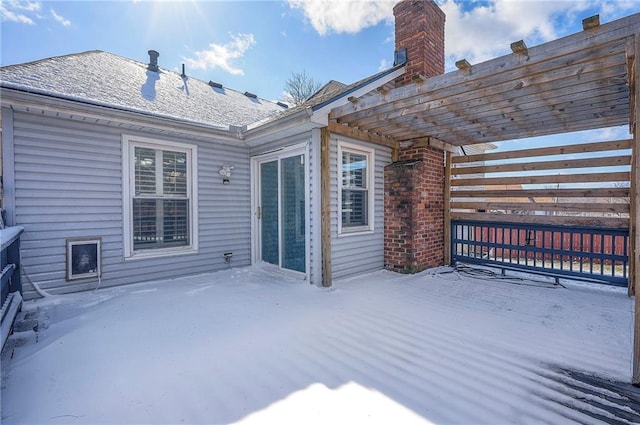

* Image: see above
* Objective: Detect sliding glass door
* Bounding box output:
[256,151,306,274]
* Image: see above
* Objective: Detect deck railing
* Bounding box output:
[1,226,24,349]
[451,220,629,286]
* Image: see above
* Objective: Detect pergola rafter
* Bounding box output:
[330,14,639,146]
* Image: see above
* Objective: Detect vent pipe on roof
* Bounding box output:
[148,50,159,72]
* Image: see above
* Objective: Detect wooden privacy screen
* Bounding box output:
[448,138,632,228]
[445,137,634,292]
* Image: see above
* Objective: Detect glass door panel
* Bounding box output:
[281,154,305,273]
[260,160,279,266]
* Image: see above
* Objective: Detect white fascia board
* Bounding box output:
[243,107,321,147]
[309,66,405,125]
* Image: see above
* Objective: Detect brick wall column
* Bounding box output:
[384,146,445,273]
[384,0,447,273]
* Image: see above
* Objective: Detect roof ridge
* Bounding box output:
[100,51,282,106]
[1,50,105,69]
[1,49,283,107]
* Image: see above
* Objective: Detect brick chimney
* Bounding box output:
[393,0,445,86]
[384,0,447,274]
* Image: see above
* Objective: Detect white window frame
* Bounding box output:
[338,141,374,235]
[122,135,198,260]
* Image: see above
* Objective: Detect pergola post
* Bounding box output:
[320,127,332,287]
[444,151,452,265]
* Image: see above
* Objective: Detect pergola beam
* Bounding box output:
[400,137,459,153]
[327,122,399,150]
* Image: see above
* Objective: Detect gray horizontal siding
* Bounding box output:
[11,110,252,298]
[329,136,392,280]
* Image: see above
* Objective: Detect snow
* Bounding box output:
[0,51,285,128]
[1,266,637,424]
[0,227,24,251]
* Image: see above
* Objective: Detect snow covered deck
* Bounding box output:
[1,266,638,424]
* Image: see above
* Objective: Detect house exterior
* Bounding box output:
[1,0,449,299]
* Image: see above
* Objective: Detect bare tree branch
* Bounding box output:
[282,70,323,106]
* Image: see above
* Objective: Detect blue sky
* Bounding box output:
[3,0,639,103]
[1,0,639,154]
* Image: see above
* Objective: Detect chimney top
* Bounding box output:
[147,50,159,72]
[393,0,445,87]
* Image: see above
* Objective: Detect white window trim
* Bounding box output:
[338,141,374,236]
[122,135,199,260]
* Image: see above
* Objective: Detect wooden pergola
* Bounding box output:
[328,14,640,384]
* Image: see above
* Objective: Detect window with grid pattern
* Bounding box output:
[124,137,196,258]
[339,144,373,233]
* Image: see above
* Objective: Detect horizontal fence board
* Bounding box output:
[451,188,630,198]
[451,171,631,187]
[450,212,630,228]
[451,201,629,214]
[452,139,633,164]
[452,155,631,175]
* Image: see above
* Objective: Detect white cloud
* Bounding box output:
[0,5,33,23]
[0,0,42,24]
[597,0,640,20]
[440,0,593,69]
[7,0,40,12]
[51,8,70,27]
[0,1,72,26]
[378,58,390,71]
[183,33,256,76]
[287,0,394,35]
[577,126,631,142]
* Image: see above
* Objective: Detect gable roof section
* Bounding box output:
[307,80,348,103]
[245,64,405,136]
[0,50,286,130]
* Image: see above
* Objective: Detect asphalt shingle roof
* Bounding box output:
[0,50,287,129]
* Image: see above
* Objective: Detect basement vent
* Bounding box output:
[244,91,257,99]
[276,101,289,109]
[209,81,223,89]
